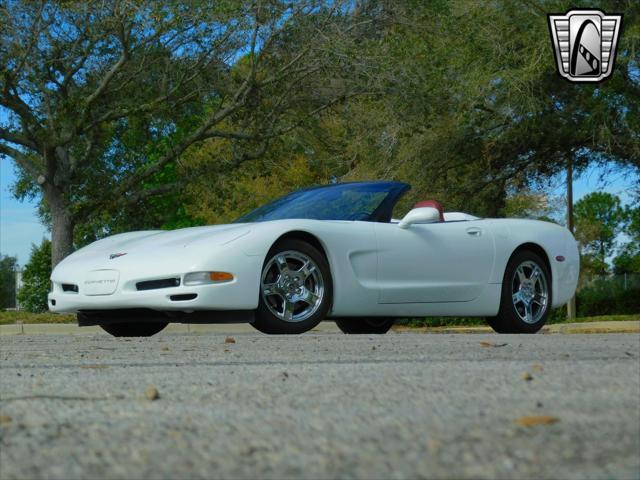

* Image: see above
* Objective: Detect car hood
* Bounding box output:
[63,224,251,265]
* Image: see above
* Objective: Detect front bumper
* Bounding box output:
[49,250,262,313]
[48,278,258,313]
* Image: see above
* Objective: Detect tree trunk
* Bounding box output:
[50,207,74,268]
[566,156,576,320]
[44,182,75,268]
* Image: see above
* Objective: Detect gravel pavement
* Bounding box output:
[0,331,639,480]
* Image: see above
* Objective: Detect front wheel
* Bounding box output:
[335,318,395,334]
[252,239,333,334]
[488,250,552,334]
[100,322,168,337]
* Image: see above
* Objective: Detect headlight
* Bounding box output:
[183,271,234,286]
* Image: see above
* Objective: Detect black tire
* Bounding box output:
[488,250,552,334]
[253,239,332,334]
[335,318,395,334]
[100,322,168,337]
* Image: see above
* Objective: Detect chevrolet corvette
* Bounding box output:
[48,181,579,336]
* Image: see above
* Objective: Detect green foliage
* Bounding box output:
[614,207,640,274]
[628,207,640,243]
[613,249,640,274]
[576,277,640,317]
[574,192,628,274]
[398,317,485,328]
[182,138,332,224]
[0,255,18,309]
[17,240,52,313]
[504,189,562,222]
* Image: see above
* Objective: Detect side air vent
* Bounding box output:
[169,293,197,301]
[136,278,180,291]
[62,284,79,293]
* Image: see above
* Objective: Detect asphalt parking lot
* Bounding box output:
[1,331,639,480]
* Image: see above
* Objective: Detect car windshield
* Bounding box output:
[234,181,409,223]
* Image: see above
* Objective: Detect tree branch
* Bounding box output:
[0,127,37,150]
[123,183,179,204]
[83,20,130,108]
[0,143,43,179]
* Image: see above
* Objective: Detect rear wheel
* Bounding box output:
[100,322,168,337]
[253,239,332,334]
[488,250,551,334]
[335,318,395,334]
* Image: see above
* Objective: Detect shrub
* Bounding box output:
[576,276,640,317]
[17,240,51,313]
[0,254,18,308]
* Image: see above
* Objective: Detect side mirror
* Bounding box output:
[398,207,441,229]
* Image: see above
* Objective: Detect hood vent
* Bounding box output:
[62,283,79,293]
[136,278,180,291]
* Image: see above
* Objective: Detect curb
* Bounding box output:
[391,320,640,335]
[0,322,342,336]
[1,320,638,336]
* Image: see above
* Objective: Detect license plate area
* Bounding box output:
[83,270,119,296]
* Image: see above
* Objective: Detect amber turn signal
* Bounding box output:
[183,271,234,286]
[210,271,234,282]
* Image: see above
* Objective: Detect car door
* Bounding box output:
[374,220,495,303]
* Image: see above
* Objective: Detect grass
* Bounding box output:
[392,313,639,329]
[0,310,76,325]
[549,314,638,324]
[1,310,637,327]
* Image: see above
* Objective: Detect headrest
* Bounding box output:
[414,200,444,222]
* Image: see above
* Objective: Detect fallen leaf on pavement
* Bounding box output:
[224,336,236,344]
[515,415,559,426]
[522,372,533,381]
[0,414,12,425]
[480,341,508,348]
[145,385,160,401]
[426,439,441,451]
[161,346,170,351]
[532,364,544,372]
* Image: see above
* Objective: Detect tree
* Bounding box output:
[504,188,562,222]
[613,206,640,274]
[306,1,639,215]
[17,239,51,312]
[0,1,364,266]
[574,192,627,275]
[0,254,18,308]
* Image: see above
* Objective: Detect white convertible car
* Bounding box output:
[49,181,579,337]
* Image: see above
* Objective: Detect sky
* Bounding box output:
[0,159,48,266]
[1,156,637,267]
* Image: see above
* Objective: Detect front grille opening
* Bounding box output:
[169,293,197,301]
[136,278,180,291]
[62,283,79,293]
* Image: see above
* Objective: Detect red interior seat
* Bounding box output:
[414,200,444,222]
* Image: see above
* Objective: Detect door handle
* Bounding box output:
[466,227,482,237]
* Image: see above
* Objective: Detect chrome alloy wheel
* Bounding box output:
[511,260,549,324]
[261,250,325,323]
